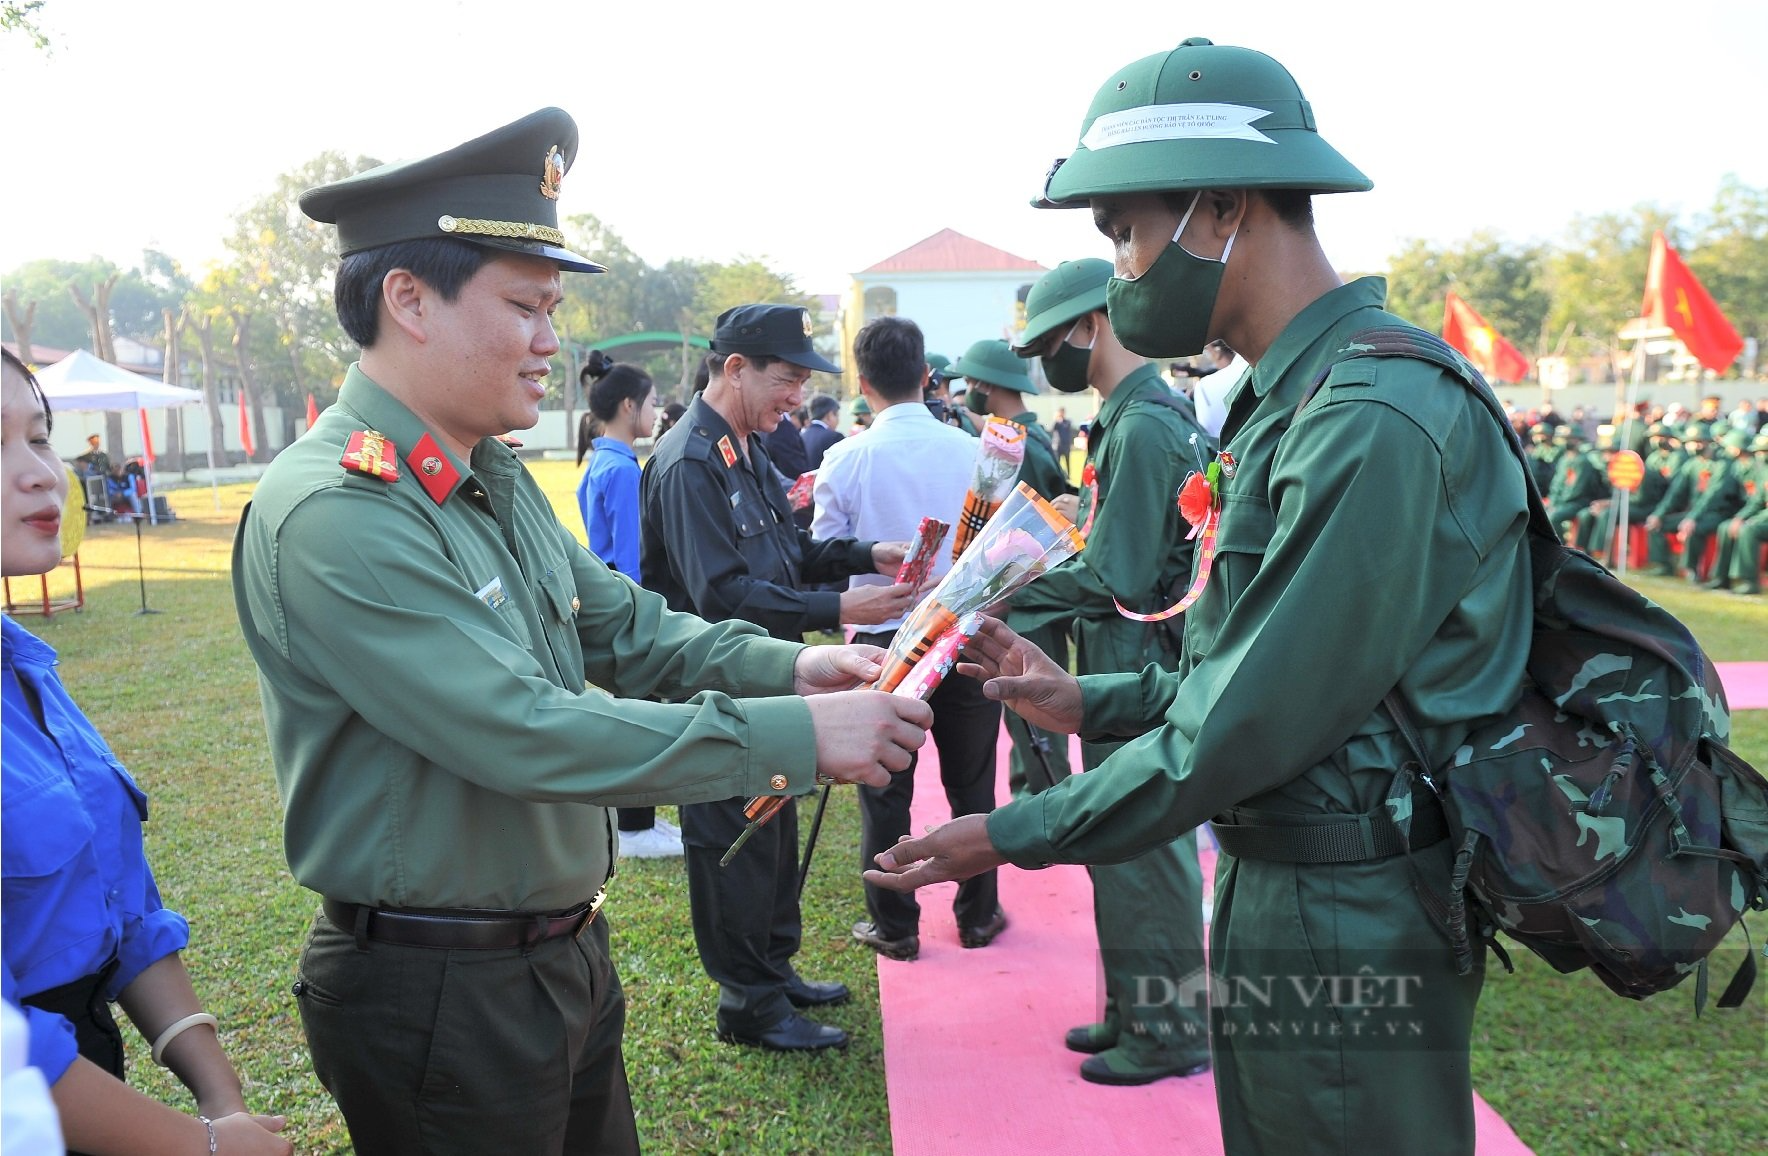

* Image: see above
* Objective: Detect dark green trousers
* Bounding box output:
[1075,737,1210,1066]
[1210,843,1484,1155]
[296,908,638,1156]
[1003,621,1073,798]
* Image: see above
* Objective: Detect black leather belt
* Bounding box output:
[322,890,604,950]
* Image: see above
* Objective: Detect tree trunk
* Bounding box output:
[2,290,35,363]
[162,307,187,471]
[230,310,269,463]
[188,310,229,467]
[69,276,124,455]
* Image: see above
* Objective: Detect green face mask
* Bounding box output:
[1104,191,1236,359]
[1039,319,1095,394]
[963,385,991,414]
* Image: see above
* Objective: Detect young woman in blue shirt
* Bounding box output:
[2,349,292,1155]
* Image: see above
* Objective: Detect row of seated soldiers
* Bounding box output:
[1528,421,1768,595]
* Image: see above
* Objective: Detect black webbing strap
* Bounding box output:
[1213,800,1447,864]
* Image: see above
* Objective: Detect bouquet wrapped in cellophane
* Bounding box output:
[875,481,1086,694]
[950,416,1026,561]
[720,489,1082,867]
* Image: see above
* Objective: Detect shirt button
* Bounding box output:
[769,774,788,790]
[108,888,120,901]
[570,597,581,612]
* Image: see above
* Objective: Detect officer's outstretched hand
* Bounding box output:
[794,643,888,693]
[839,581,919,626]
[806,691,931,787]
[957,615,1083,734]
[863,814,1006,892]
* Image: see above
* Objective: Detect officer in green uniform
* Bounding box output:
[945,338,1077,801]
[863,40,1532,1156]
[1005,258,1216,1086]
[1645,422,1714,575]
[1721,432,1768,595]
[638,304,917,1053]
[1686,427,1752,587]
[1543,425,1607,543]
[231,109,932,1156]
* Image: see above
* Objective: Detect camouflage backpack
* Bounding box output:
[1330,326,1768,1008]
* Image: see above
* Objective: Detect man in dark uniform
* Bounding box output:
[801,393,845,470]
[639,304,918,1052]
[865,39,1532,1154]
[234,111,932,1155]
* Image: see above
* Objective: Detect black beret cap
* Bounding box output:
[712,304,840,374]
[298,107,604,274]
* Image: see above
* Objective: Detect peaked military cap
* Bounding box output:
[950,339,1039,394]
[712,304,841,374]
[299,107,604,273]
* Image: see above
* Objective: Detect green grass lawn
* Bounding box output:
[14,460,1765,1155]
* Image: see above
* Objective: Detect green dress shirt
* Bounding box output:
[233,365,817,911]
[988,279,1533,866]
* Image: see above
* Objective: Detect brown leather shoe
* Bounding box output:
[959,908,1008,949]
[851,920,919,961]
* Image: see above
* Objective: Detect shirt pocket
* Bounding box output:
[1,769,99,910]
[1185,492,1275,653]
[732,495,779,570]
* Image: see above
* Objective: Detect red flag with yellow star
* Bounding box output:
[1442,291,1530,383]
[1641,231,1743,373]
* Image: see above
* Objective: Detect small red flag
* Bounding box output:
[1641,231,1744,373]
[306,393,320,427]
[1442,291,1531,384]
[238,390,256,458]
[138,408,156,467]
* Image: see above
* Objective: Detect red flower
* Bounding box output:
[1178,471,1213,528]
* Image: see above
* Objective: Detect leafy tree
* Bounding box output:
[1385,232,1549,358]
[1,0,48,50]
[0,257,180,355]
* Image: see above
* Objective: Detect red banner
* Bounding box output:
[138,408,156,467]
[238,390,256,458]
[1641,231,1744,373]
[1442,291,1531,383]
[306,392,320,427]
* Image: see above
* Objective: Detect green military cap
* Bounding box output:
[1552,424,1578,442]
[1721,427,1751,452]
[1013,259,1113,354]
[950,339,1039,394]
[299,107,603,273]
[712,304,841,374]
[851,395,872,417]
[1682,422,1711,442]
[1752,432,1768,453]
[1646,422,1669,438]
[926,353,952,374]
[1528,422,1550,437]
[1034,37,1371,209]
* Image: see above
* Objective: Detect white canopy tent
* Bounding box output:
[34,349,209,524]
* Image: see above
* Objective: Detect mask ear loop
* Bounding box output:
[1174,190,1238,266]
[1064,317,1097,352]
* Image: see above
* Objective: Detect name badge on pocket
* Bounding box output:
[475,577,509,612]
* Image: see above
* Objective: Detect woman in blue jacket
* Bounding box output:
[2,350,291,1155]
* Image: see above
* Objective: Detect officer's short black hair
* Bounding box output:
[852,316,925,403]
[334,237,490,347]
[808,393,841,420]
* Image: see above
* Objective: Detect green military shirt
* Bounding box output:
[989,279,1532,864]
[233,365,818,911]
[1637,444,1680,512]
[1686,452,1747,525]
[1008,368,1209,678]
[1007,410,1076,503]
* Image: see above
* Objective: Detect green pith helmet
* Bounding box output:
[926,352,952,381]
[949,339,1039,394]
[1752,432,1768,453]
[1552,424,1578,443]
[1646,422,1670,439]
[1014,259,1113,353]
[1683,422,1711,443]
[851,395,872,418]
[1721,427,1750,452]
[1529,423,1550,439]
[1035,37,1371,209]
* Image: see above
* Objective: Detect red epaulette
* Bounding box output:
[341,430,399,482]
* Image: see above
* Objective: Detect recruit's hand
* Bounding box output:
[1051,493,1081,523]
[839,581,919,626]
[862,814,1006,892]
[1645,514,1662,531]
[870,540,912,575]
[956,615,1084,734]
[806,691,931,787]
[795,643,888,694]
[1727,517,1743,540]
[213,1111,293,1155]
[1677,518,1697,538]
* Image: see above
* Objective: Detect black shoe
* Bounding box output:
[717,1012,848,1052]
[1064,1021,1119,1055]
[785,976,851,1009]
[959,908,1008,949]
[1079,1049,1211,1086]
[851,920,919,961]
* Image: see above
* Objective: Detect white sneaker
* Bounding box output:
[618,824,684,860]
[652,817,682,839]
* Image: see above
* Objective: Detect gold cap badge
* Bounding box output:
[541,145,565,200]
[801,310,813,337]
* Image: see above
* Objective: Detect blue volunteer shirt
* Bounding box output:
[578,438,643,580]
[2,614,190,1081]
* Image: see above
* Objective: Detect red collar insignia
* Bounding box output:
[405,433,461,505]
[717,435,739,468]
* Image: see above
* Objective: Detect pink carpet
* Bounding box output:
[877,728,1534,1156]
[1717,662,1768,711]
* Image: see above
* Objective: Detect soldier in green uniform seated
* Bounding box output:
[945,337,1077,803]
[1543,425,1607,544]
[1645,422,1715,575]
[231,108,932,1156]
[1007,257,1217,1086]
[1691,427,1755,589]
[1718,431,1768,595]
[864,38,1532,1156]
[1579,421,1677,563]
[1525,421,1558,495]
